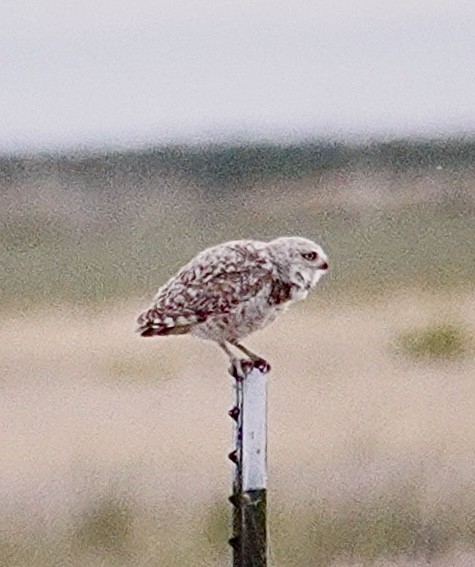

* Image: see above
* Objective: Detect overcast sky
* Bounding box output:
[2,0,475,153]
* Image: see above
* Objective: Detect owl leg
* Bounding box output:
[218,341,234,359]
[218,342,254,380]
[230,342,271,374]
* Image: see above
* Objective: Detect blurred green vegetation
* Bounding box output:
[3,138,475,187]
[269,487,475,565]
[1,203,473,309]
[396,323,472,360]
[73,496,133,558]
[2,485,475,567]
[1,139,474,310]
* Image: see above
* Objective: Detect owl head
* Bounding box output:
[267,236,329,289]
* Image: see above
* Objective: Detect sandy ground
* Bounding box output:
[0,289,474,567]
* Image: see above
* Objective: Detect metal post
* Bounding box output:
[228,362,268,567]
[228,376,244,566]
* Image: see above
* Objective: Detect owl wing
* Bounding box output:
[137,243,275,336]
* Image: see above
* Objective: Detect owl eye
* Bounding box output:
[301,251,318,261]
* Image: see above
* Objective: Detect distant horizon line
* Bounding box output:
[3,130,475,160]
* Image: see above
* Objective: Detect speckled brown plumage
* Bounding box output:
[136,236,329,368]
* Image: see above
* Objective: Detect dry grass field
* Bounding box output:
[1,145,475,564]
[1,288,474,566]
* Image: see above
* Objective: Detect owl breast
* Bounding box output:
[190,285,287,342]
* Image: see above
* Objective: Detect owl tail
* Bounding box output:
[136,307,198,337]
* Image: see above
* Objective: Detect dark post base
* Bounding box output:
[242,489,267,567]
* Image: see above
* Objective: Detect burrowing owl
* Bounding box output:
[136,236,328,373]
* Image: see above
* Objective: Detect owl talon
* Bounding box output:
[241,359,254,374]
[229,358,254,381]
[253,358,271,374]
